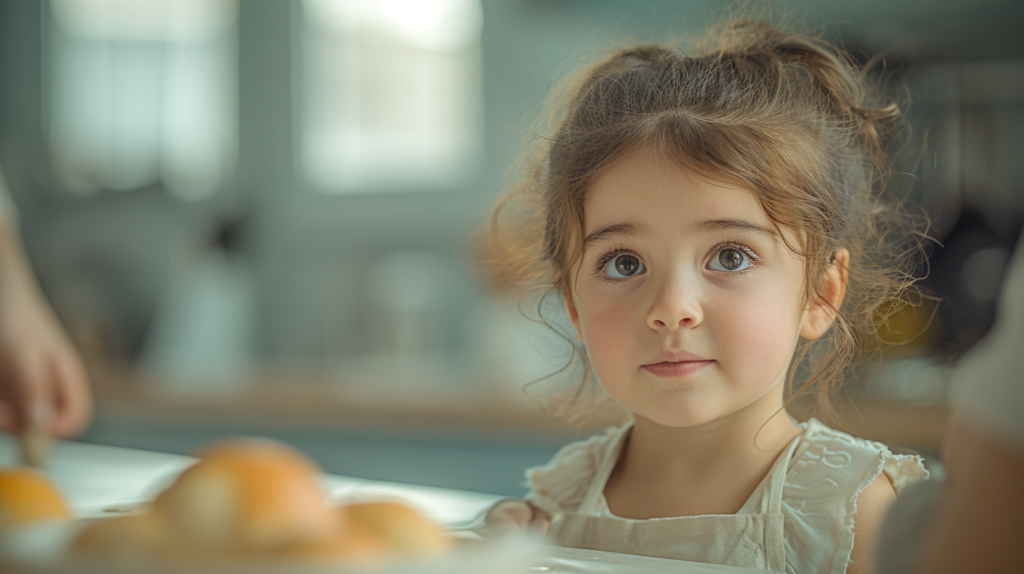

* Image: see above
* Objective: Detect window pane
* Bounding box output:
[48,0,238,200]
[301,0,483,193]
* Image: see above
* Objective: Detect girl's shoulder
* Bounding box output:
[782,418,930,574]
[789,418,929,494]
[525,424,627,516]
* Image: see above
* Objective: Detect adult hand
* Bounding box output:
[479,499,551,537]
[0,221,92,437]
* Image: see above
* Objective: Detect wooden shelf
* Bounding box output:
[88,364,950,453]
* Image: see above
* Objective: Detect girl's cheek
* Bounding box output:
[719,291,799,380]
[580,298,635,355]
[583,306,637,386]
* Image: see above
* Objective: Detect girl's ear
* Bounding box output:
[800,249,850,340]
[564,287,585,342]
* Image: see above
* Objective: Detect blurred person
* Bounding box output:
[480,18,930,574]
[876,237,1024,574]
[0,164,91,438]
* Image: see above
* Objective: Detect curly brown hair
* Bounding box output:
[485,19,930,427]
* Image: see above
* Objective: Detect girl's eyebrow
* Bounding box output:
[584,222,646,246]
[697,219,780,241]
[584,219,779,247]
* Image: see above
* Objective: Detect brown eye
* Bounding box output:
[604,254,646,278]
[707,247,752,272]
[720,249,743,270]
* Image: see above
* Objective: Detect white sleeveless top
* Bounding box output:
[526,419,928,574]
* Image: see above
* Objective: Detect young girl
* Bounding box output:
[481,19,930,574]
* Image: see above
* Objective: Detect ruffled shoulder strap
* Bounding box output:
[782,419,929,574]
[525,424,626,516]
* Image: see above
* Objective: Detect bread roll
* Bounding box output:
[344,501,451,556]
[71,513,169,561]
[69,439,455,567]
[290,523,387,567]
[0,467,71,531]
[152,438,341,554]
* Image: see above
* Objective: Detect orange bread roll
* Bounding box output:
[0,467,71,531]
[71,513,170,561]
[344,501,451,557]
[152,438,341,554]
[68,439,455,568]
[290,524,387,568]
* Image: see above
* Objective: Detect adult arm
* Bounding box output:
[914,417,1024,574]
[0,217,92,437]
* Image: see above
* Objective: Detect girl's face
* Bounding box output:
[565,147,815,429]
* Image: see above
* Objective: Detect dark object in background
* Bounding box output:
[921,208,1022,360]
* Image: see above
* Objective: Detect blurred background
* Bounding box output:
[0,0,1021,497]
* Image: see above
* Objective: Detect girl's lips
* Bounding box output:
[642,360,715,378]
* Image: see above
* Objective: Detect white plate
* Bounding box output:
[1,522,773,574]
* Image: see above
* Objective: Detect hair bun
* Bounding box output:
[620,45,672,64]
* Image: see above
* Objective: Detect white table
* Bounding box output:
[0,435,502,526]
[0,435,775,573]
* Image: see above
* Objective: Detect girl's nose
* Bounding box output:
[647,281,704,331]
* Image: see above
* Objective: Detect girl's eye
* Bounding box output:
[707,247,753,272]
[603,254,646,278]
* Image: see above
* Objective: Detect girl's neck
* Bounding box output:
[626,386,802,480]
[603,382,803,518]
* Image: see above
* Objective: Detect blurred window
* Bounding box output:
[300,0,483,193]
[46,0,238,200]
